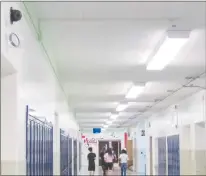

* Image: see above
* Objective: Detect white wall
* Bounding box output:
[146,90,206,175]
[1,1,80,175]
[148,90,205,135]
[1,74,25,175]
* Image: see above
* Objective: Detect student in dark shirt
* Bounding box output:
[100,147,106,175]
[87,147,96,176]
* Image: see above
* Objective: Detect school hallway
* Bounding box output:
[79,164,137,175]
[1,1,206,176]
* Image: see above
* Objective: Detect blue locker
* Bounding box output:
[26,105,53,175]
[79,142,82,171]
[60,129,69,175]
[68,138,73,175]
[158,137,166,175]
[167,135,180,176]
[73,140,78,176]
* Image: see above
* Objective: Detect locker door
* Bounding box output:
[79,142,82,171]
[158,137,166,175]
[167,135,180,176]
[174,135,180,176]
[60,130,69,175]
[73,140,78,175]
[68,138,73,175]
[26,105,53,176]
[167,136,172,175]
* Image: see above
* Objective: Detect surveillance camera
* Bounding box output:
[10,7,22,24]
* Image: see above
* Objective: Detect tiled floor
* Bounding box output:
[80,164,137,175]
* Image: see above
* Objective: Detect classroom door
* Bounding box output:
[98,141,109,166]
[167,135,180,176]
[158,137,166,175]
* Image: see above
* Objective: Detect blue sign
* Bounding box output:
[93,128,101,134]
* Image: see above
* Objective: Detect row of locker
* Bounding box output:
[26,106,81,175]
[158,135,180,176]
[60,129,80,176]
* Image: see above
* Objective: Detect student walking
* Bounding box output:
[119,149,129,176]
[111,148,117,171]
[100,147,107,175]
[87,147,96,176]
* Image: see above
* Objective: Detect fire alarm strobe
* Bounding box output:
[10,7,22,24]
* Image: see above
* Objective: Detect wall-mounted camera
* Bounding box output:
[10,7,22,24]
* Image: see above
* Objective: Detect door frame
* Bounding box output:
[97,139,121,166]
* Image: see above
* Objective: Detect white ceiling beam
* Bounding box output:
[80,123,120,127]
[68,94,168,103]
[77,119,108,123]
[74,107,145,113]
[76,115,131,120]
[59,66,204,83]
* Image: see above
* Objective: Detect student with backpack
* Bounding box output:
[100,147,107,175]
[104,148,114,175]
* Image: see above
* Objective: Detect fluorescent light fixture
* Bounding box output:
[126,85,145,99]
[116,103,128,112]
[110,113,119,120]
[106,121,113,125]
[103,124,109,128]
[147,36,189,70]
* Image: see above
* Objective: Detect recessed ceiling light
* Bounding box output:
[116,103,128,112]
[147,31,189,71]
[125,85,145,99]
[110,113,119,120]
[106,121,112,125]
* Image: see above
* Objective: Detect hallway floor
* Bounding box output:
[80,164,137,175]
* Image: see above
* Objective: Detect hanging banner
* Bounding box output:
[87,138,97,144]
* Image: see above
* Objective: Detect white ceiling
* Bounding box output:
[25,1,206,130]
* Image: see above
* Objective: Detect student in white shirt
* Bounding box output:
[119,149,129,176]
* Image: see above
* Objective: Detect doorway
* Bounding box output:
[98,141,109,166]
[98,140,121,165]
[112,141,121,163]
